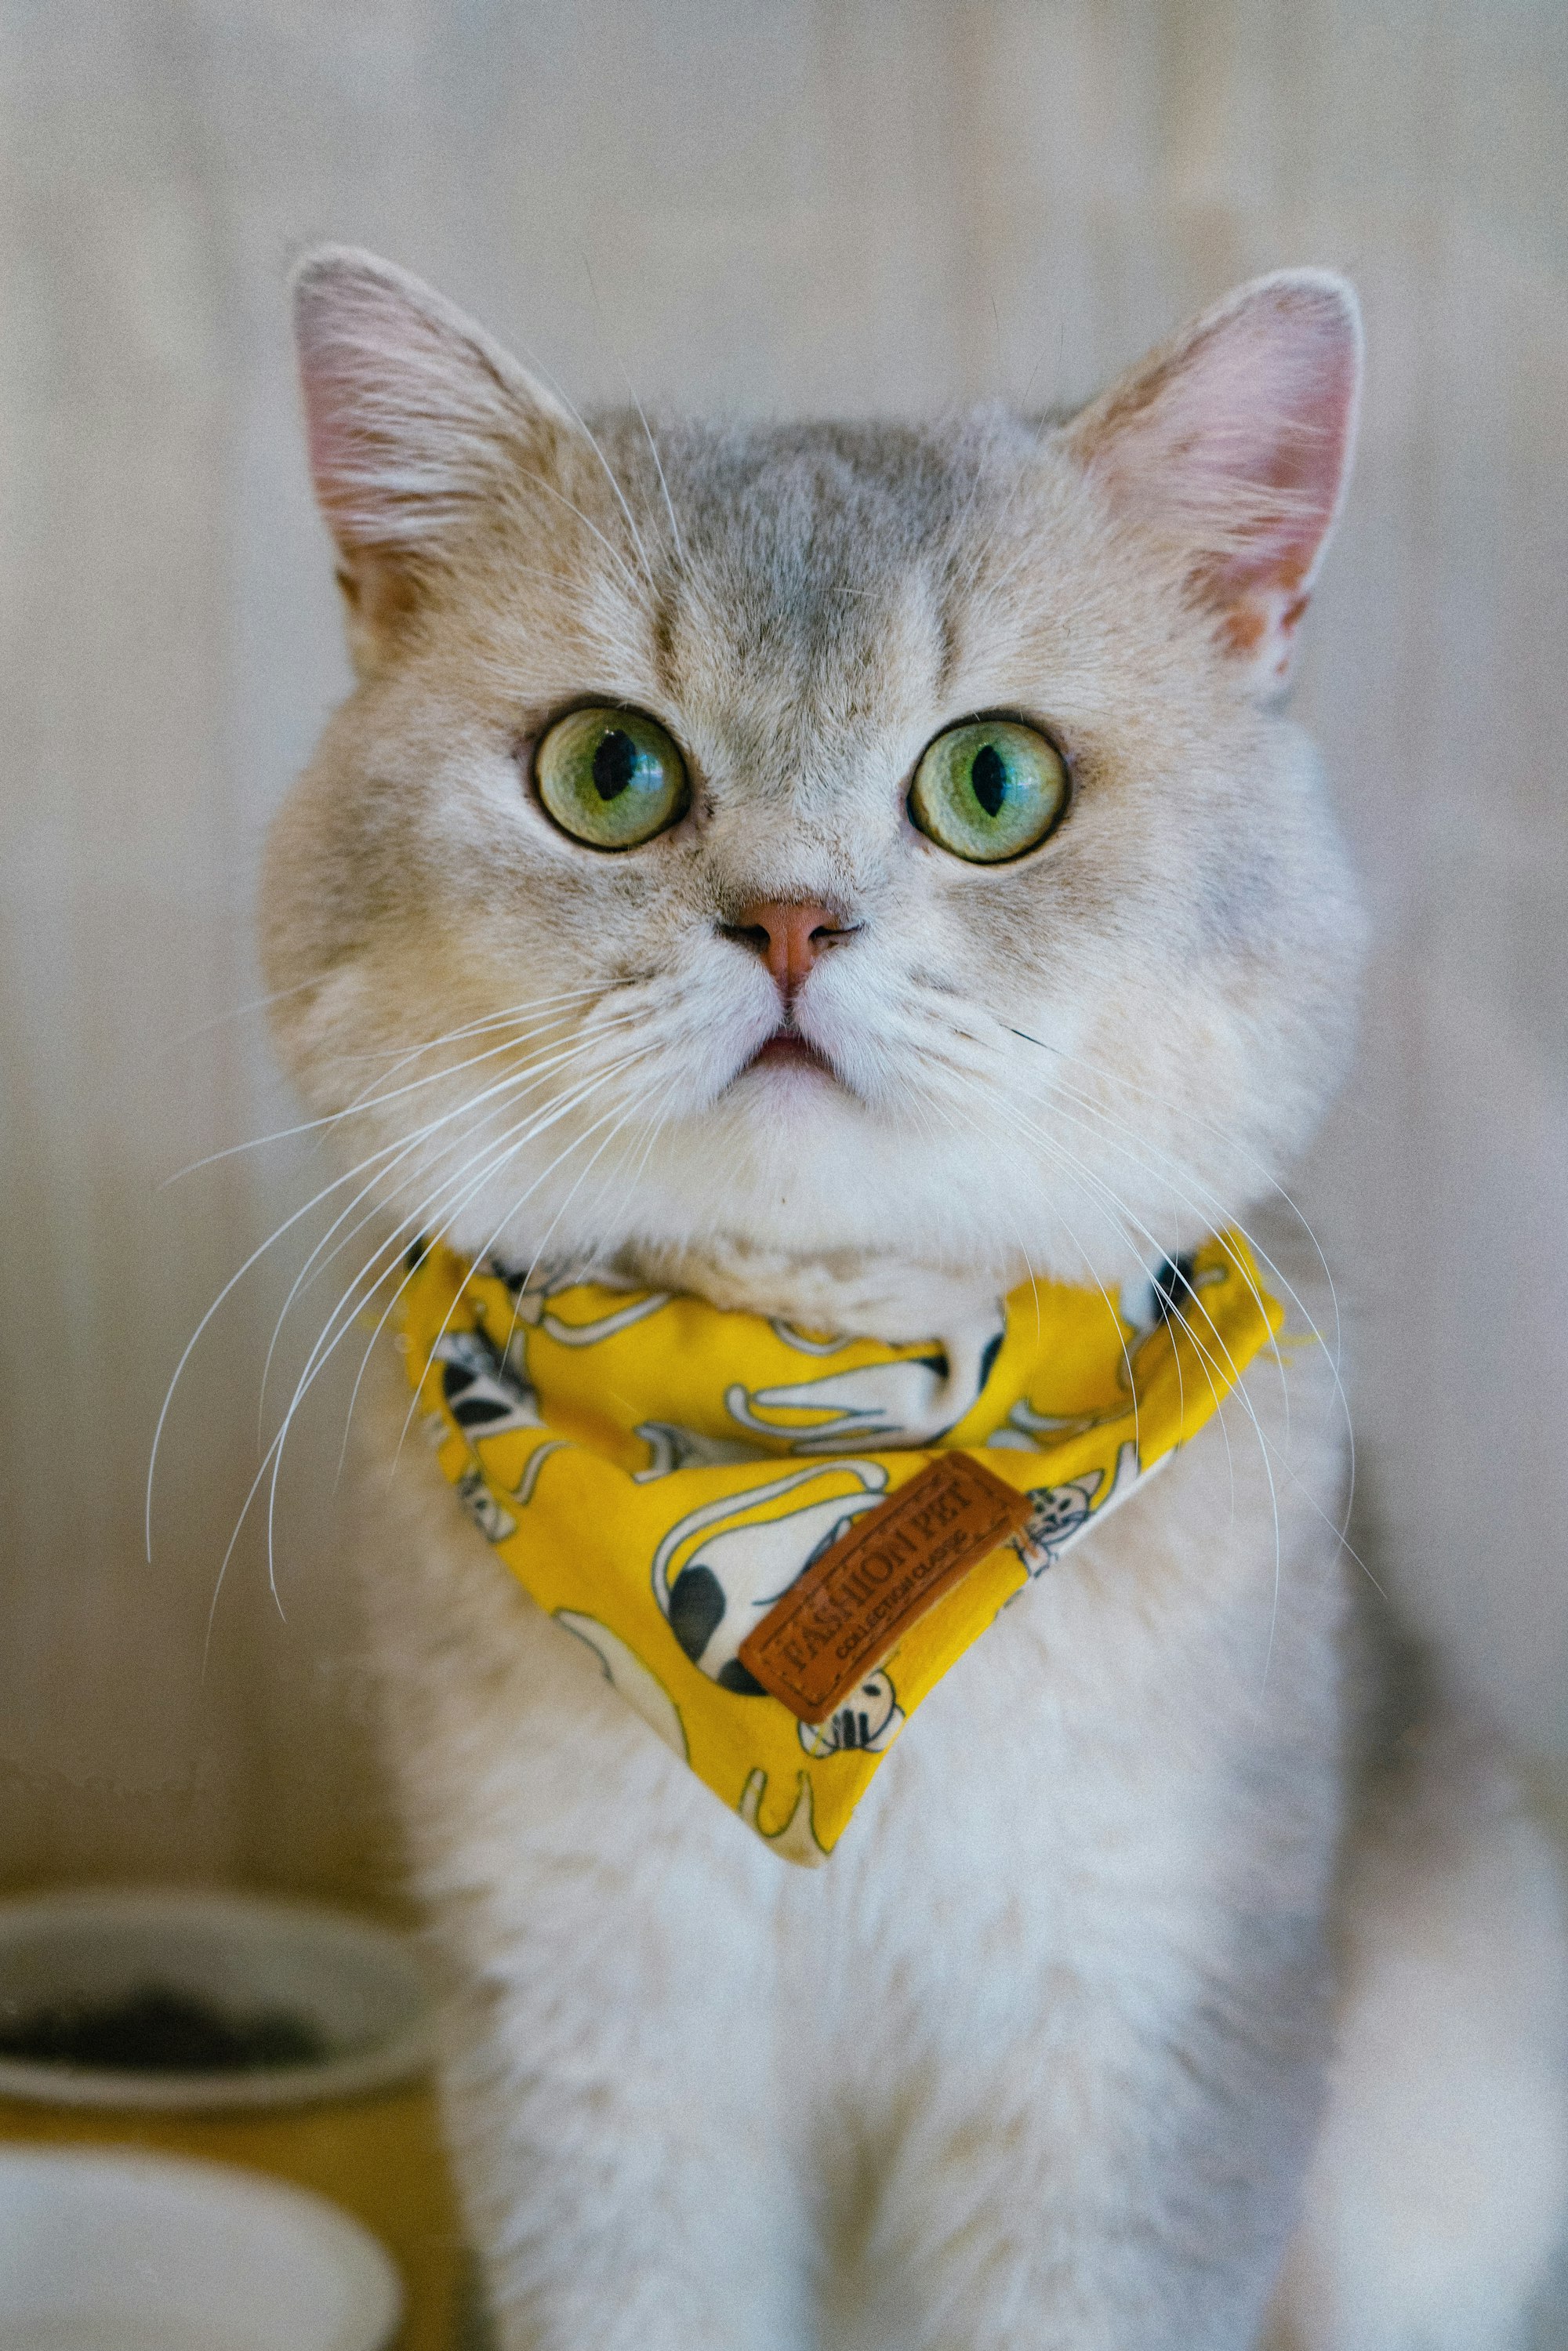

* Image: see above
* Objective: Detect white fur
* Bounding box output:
[1272,1725,1568,2351]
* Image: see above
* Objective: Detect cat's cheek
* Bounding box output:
[270,961,379,1102]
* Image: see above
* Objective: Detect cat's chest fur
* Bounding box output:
[355,1227,1348,2129]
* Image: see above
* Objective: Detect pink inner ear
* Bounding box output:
[296,344,383,548]
[292,255,524,557]
[1083,277,1360,669]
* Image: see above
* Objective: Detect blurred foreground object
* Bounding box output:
[0,1887,464,2349]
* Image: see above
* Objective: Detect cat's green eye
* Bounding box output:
[533,706,689,850]
[909,718,1069,864]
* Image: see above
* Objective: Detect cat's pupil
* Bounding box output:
[592,730,637,801]
[970,743,1007,818]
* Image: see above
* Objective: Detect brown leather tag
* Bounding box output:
[737,1455,1035,1725]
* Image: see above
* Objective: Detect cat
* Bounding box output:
[260,247,1567,2349]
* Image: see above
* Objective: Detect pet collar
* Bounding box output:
[397,1235,1281,1865]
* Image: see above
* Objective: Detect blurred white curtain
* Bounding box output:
[3,0,1566,1889]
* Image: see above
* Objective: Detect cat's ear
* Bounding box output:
[1066,270,1362,697]
[291,246,571,670]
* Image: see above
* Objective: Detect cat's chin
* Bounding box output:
[442,1061,1185,1320]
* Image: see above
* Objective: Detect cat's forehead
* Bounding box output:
[660,413,1018,574]
[588,409,1051,770]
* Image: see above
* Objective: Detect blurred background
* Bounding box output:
[2,0,1566,1903]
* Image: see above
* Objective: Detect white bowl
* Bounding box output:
[0,1888,431,2111]
[0,2145,402,2351]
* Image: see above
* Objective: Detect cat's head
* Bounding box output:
[262,249,1363,1330]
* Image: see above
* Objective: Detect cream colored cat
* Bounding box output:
[263,249,1566,2349]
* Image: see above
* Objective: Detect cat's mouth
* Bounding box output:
[744,1029,840,1082]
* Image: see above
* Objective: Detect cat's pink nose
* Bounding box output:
[728,900,852,1000]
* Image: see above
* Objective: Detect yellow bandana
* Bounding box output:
[397,1235,1281,1864]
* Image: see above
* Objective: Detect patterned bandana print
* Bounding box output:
[397,1235,1283,1865]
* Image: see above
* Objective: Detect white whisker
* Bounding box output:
[999,1019,1357,1557]
[254,1018,653,1425]
[331,1044,667,1481]
[166,992,644,1183]
[935,1067,1151,1474]
[577,251,687,569]
[217,1039,663,1631]
[385,1061,666,1476]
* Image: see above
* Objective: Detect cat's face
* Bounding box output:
[263,254,1363,1326]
